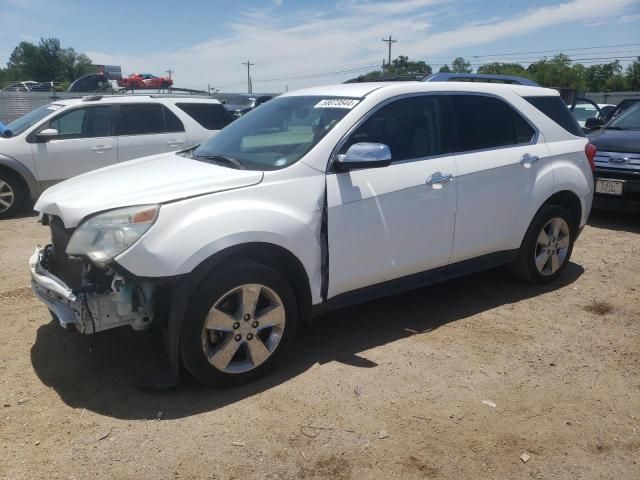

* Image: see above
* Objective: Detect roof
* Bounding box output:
[282,81,558,99]
[50,94,222,106]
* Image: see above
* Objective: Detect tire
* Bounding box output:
[0,170,25,219]
[511,204,576,284]
[180,261,298,386]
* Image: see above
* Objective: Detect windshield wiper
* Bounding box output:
[193,154,246,170]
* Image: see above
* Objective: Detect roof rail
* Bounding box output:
[82,95,103,101]
[423,73,540,87]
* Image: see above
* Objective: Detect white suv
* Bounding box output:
[30,81,595,387]
[0,95,232,218]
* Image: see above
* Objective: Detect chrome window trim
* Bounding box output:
[327,90,540,172]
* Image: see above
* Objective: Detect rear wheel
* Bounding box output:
[511,204,575,284]
[0,171,25,219]
[180,261,298,386]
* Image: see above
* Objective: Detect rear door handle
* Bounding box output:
[91,145,113,152]
[520,153,539,167]
[167,140,185,146]
[426,172,454,187]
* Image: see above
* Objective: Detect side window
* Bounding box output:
[449,95,534,152]
[340,96,444,161]
[118,104,184,135]
[48,107,112,138]
[523,96,585,137]
[175,103,233,130]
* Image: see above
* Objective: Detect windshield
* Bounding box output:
[5,103,63,136]
[607,103,640,130]
[191,96,359,170]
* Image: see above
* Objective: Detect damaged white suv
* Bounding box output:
[31,81,594,386]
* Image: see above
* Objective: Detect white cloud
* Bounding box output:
[272,0,283,6]
[84,0,637,92]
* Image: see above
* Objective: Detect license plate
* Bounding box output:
[596,179,624,196]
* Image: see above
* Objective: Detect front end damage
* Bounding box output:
[29,215,159,334]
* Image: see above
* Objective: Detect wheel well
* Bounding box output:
[192,242,313,324]
[0,165,29,198]
[542,190,582,230]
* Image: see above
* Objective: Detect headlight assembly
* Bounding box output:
[66,205,159,267]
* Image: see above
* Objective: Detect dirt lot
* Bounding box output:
[0,211,639,480]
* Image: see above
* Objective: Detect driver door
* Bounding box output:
[31,105,117,184]
[326,95,458,298]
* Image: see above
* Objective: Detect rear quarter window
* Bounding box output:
[523,96,585,137]
[176,103,233,130]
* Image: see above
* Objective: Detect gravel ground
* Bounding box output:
[0,211,639,480]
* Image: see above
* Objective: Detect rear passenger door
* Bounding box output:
[116,103,187,161]
[445,94,552,263]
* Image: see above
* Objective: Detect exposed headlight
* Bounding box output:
[66,205,159,267]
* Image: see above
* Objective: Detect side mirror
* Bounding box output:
[585,117,604,130]
[334,142,392,172]
[36,128,59,142]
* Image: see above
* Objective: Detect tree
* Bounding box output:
[476,62,528,77]
[438,64,452,73]
[3,37,94,83]
[626,58,640,90]
[358,55,432,81]
[584,61,622,91]
[526,54,585,90]
[451,57,472,74]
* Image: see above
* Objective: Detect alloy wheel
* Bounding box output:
[201,283,286,374]
[534,217,570,276]
[0,180,15,213]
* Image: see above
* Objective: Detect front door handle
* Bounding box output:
[91,145,113,152]
[426,172,454,187]
[520,153,540,167]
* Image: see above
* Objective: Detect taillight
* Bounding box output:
[585,143,597,172]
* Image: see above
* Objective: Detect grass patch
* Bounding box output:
[584,300,614,316]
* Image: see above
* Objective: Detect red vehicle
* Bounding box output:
[117,73,173,89]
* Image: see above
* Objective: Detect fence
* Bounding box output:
[583,91,640,105]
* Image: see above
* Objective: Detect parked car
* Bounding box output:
[2,81,54,92]
[29,81,594,387]
[222,94,274,118]
[570,101,614,129]
[0,95,232,218]
[607,98,640,121]
[588,102,640,213]
[118,73,173,90]
[67,73,110,93]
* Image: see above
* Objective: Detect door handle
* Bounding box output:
[91,145,113,152]
[520,153,539,167]
[167,140,185,146]
[426,172,454,187]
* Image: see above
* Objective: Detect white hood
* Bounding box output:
[34,152,264,227]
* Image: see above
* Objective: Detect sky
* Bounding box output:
[0,0,639,92]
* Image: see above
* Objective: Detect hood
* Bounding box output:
[35,151,264,228]
[588,128,640,154]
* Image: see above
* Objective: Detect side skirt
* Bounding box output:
[312,249,518,317]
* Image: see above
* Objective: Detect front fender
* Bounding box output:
[116,173,325,303]
[0,154,41,201]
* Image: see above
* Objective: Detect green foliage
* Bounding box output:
[451,57,472,74]
[439,64,452,73]
[476,62,528,77]
[626,58,640,90]
[383,55,432,76]
[1,37,94,84]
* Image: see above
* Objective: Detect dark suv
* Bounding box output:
[589,103,640,213]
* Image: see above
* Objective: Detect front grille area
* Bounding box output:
[49,216,84,291]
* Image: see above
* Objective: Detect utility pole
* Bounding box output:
[242,60,254,94]
[381,36,396,70]
[165,69,174,80]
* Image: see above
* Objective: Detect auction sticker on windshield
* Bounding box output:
[314,99,359,109]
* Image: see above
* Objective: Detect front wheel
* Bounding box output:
[180,261,298,386]
[511,204,576,284]
[0,171,25,219]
